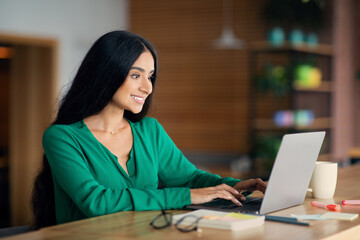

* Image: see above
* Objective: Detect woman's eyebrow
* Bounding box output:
[130,66,155,74]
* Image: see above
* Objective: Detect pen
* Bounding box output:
[265,215,309,226]
[342,200,360,205]
[311,201,341,211]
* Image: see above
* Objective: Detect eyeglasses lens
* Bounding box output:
[151,211,172,229]
[175,215,201,232]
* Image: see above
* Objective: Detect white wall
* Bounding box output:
[0,0,129,95]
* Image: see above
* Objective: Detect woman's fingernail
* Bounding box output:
[241,196,246,201]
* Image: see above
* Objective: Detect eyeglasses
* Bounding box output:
[150,210,202,232]
[150,210,172,229]
[174,214,203,232]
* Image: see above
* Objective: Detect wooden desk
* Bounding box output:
[6,164,360,240]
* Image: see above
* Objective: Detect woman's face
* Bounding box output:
[111,51,154,114]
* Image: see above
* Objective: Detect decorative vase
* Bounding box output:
[289,29,304,46]
[267,27,285,47]
[306,32,319,48]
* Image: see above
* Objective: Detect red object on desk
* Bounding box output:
[311,201,341,211]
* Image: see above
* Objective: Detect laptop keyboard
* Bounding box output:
[202,197,263,212]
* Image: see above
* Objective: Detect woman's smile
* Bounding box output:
[131,94,146,104]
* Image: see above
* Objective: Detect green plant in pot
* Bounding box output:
[263,0,326,29]
[254,63,291,96]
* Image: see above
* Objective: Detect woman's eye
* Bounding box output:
[131,73,140,79]
[148,75,154,81]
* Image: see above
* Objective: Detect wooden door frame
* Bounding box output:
[0,32,58,226]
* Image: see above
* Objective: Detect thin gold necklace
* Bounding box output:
[110,129,120,135]
[109,124,127,135]
[91,128,121,135]
[86,120,126,135]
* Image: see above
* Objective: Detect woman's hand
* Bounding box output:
[190,179,267,207]
[190,183,243,206]
[233,178,267,200]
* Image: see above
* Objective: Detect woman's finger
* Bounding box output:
[214,183,240,196]
[217,190,242,206]
[254,178,267,193]
[234,178,267,194]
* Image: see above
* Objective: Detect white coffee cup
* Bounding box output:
[308,161,338,199]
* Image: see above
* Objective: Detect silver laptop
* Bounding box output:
[187,131,326,215]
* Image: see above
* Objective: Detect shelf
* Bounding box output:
[254,117,332,131]
[250,41,333,56]
[294,81,332,93]
[249,40,334,165]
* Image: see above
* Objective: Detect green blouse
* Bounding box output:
[43,117,240,224]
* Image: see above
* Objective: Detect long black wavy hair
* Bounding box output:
[31,31,158,229]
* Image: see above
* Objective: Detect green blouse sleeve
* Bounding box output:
[153,119,241,188]
[43,125,190,218]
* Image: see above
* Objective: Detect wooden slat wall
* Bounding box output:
[130,0,267,154]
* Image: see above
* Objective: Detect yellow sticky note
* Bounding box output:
[222,213,257,220]
[321,212,358,221]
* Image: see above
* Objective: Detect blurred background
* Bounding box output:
[0,0,359,227]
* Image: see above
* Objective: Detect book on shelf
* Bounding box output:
[172,209,265,231]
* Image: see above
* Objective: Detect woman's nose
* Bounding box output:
[140,77,153,95]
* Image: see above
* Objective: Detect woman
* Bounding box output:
[32,31,266,229]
